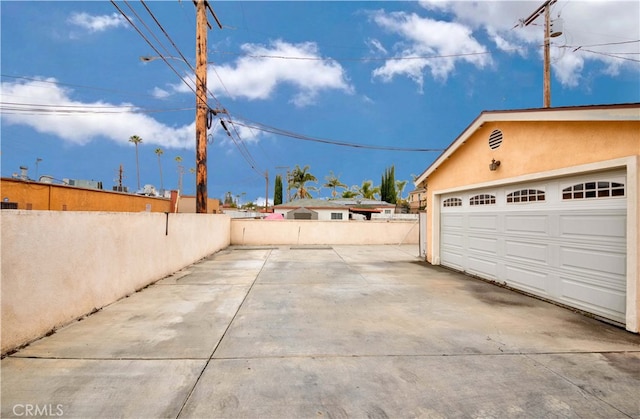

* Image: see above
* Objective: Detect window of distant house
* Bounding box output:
[331,212,343,220]
[384,209,392,214]
[507,189,545,203]
[562,181,625,200]
[469,194,496,205]
[443,197,462,207]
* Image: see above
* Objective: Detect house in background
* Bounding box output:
[414,103,639,332]
[408,187,427,214]
[274,198,396,221]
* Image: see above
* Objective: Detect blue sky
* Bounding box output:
[2,1,639,204]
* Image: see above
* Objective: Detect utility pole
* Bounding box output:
[193,0,223,213]
[543,4,551,108]
[517,0,559,108]
[195,0,208,213]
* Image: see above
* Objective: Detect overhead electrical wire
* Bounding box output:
[123,0,266,177]
[0,74,174,102]
[0,101,193,115]
[210,49,495,62]
[577,50,640,63]
[209,40,640,64]
[229,118,444,153]
[110,0,198,99]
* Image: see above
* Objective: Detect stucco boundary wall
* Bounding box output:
[230,219,419,246]
[1,211,231,355]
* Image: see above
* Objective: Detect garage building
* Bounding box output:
[415,103,639,332]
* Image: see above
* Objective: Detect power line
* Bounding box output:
[0,101,193,115]
[210,49,495,62]
[229,118,444,152]
[208,40,640,63]
[577,49,640,63]
[110,0,199,99]
[0,74,173,102]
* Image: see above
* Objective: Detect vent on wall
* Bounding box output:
[489,129,503,149]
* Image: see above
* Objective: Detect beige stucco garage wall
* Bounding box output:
[1,211,231,354]
[231,219,419,246]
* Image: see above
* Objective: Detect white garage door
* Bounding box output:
[440,171,627,324]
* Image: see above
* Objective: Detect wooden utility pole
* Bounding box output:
[195,0,208,213]
[518,0,557,108]
[543,4,551,108]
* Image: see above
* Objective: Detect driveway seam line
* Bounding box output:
[174,249,272,419]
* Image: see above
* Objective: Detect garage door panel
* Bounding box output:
[505,240,548,264]
[505,265,548,294]
[468,215,497,231]
[467,256,498,279]
[559,213,626,240]
[505,215,549,235]
[442,214,464,228]
[559,278,626,323]
[468,235,498,255]
[441,250,465,271]
[560,246,627,277]
[442,232,464,249]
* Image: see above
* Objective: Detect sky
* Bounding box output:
[2,1,639,205]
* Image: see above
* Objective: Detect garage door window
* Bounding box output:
[443,197,462,207]
[470,194,496,205]
[507,189,545,203]
[562,181,625,200]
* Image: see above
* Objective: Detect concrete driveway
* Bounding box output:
[2,245,639,418]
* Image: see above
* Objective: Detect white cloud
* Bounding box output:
[417,0,640,87]
[367,38,388,55]
[172,40,353,107]
[1,77,194,148]
[369,10,491,89]
[151,87,171,99]
[68,12,127,33]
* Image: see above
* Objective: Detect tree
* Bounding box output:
[341,189,358,199]
[395,179,408,202]
[287,165,318,200]
[223,191,235,206]
[175,156,183,193]
[323,171,348,198]
[155,148,164,192]
[380,166,397,204]
[356,180,380,200]
[129,135,143,190]
[274,175,283,205]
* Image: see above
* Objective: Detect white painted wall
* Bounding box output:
[230,219,419,245]
[1,211,230,354]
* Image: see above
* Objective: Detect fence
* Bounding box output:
[1,211,231,354]
[230,219,419,246]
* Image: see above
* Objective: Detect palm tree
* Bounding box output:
[395,179,408,202]
[356,180,380,200]
[175,156,183,194]
[155,148,164,192]
[323,171,348,199]
[287,165,318,200]
[129,135,143,190]
[341,189,358,199]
